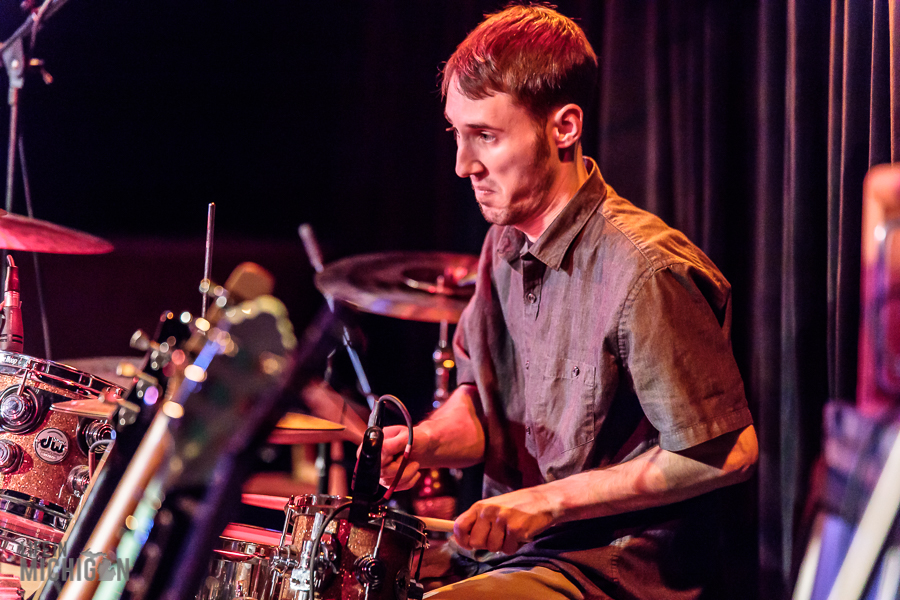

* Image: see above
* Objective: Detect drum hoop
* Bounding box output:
[289,494,427,544]
[0,490,70,531]
[217,535,282,559]
[0,352,123,399]
[0,525,56,565]
[370,509,428,545]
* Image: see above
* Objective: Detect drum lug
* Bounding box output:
[66,465,91,497]
[355,555,387,590]
[0,440,22,473]
[0,387,42,433]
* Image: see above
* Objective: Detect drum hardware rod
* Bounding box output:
[201,202,216,319]
[315,443,331,495]
[299,223,378,411]
[279,496,295,547]
[306,500,352,599]
[362,514,390,600]
[19,137,52,359]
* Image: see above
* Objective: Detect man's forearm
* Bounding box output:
[542,424,758,523]
[415,384,486,468]
[454,424,758,552]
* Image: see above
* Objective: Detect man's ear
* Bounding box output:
[550,104,584,149]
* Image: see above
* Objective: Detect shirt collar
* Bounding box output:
[496,158,607,270]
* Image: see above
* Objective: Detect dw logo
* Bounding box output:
[33,428,69,464]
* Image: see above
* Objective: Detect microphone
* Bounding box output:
[0,256,24,352]
[349,400,385,524]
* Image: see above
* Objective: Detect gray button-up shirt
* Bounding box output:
[453,159,753,598]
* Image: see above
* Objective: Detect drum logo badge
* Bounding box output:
[34,428,69,464]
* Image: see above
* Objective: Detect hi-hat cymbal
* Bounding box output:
[315,251,478,323]
[0,210,113,254]
[268,412,346,445]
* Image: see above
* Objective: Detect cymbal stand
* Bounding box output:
[2,0,67,359]
[201,202,215,319]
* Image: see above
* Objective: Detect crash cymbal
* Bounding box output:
[51,399,116,419]
[315,251,478,323]
[0,210,113,254]
[268,412,346,445]
[61,356,142,389]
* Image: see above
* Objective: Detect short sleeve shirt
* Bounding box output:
[452,159,753,598]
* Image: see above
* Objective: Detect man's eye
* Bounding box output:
[479,132,495,142]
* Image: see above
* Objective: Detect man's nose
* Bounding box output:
[455,142,484,178]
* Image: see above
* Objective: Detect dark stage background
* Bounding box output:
[1,2,898,599]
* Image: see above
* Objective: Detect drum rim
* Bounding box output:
[0,523,57,565]
[0,489,70,531]
[0,352,125,400]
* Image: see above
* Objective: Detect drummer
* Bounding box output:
[380,5,758,600]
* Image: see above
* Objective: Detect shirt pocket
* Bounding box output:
[525,356,597,461]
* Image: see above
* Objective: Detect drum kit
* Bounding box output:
[0,200,476,599]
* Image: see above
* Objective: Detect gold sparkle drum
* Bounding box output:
[0,352,122,564]
[197,523,288,600]
[283,494,427,600]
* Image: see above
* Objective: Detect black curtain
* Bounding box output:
[586,1,898,598]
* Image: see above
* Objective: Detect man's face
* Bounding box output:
[445,80,557,228]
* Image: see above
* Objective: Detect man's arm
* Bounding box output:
[454,423,758,554]
[380,383,485,489]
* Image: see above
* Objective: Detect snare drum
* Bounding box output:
[197,524,288,600]
[0,352,122,565]
[285,494,427,600]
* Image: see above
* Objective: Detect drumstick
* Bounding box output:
[417,516,456,534]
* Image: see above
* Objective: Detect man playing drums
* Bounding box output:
[381,5,758,599]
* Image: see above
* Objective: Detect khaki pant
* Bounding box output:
[424,565,586,600]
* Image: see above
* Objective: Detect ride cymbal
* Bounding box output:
[267,412,346,445]
[0,211,113,254]
[315,251,477,323]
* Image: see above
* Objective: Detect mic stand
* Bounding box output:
[1,0,69,358]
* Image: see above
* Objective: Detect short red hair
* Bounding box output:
[442,4,598,121]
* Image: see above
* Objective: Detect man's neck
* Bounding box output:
[517,150,590,242]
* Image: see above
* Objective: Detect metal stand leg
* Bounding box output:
[315,442,331,495]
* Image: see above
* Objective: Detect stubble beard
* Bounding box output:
[478,128,555,227]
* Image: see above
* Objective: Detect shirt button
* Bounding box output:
[526,292,537,304]
[525,360,530,370]
[572,366,580,377]
[526,426,531,435]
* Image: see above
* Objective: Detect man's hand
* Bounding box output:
[454,487,556,555]
[376,385,485,491]
[379,424,426,490]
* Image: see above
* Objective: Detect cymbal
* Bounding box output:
[315,251,478,323]
[61,356,142,389]
[0,210,113,254]
[50,399,116,419]
[268,412,346,445]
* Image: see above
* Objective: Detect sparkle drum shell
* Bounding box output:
[0,352,123,564]
[285,494,427,600]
